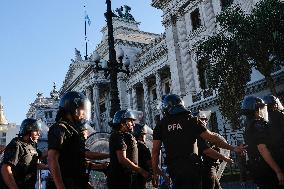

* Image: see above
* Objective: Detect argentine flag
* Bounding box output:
[85,12,91,26]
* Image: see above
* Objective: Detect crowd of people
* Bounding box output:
[0,91,283,189]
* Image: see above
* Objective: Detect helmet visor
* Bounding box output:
[257,105,269,122]
[125,110,143,123]
[81,100,91,121]
[37,120,49,139]
[276,99,284,111]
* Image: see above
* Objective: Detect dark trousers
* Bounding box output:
[46,177,88,189]
[137,174,147,189]
[202,166,221,189]
[107,172,139,189]
[168,160,202,189]
[249,162,283,189]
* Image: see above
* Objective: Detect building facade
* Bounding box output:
[0,97,17,146]
[28,0,283,145]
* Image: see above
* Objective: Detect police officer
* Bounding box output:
[197,112,233,189]
[48,91,108,189]
[242,95,284,189]
[0,118,42,189]
[264,95,284,186]
[152,94,246,189]
[263,94,284,161]
[133,123,170,189]
[107,110,149,189]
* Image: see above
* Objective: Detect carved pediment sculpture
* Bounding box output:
[115,5,135,21]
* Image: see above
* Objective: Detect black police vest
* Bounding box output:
[159,113,200,164]
[124,132,138,166]
[0,138,38,188]
[268,110,284,161]
[56,122,86,179]
[244,119,269,163]
[109,131,138,175]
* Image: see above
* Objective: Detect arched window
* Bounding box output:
[220,0,233,10]
[190,8,201,31]
[209,112,219,133]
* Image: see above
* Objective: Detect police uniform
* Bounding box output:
[268,110,284,167]
[197,137,221,189]
[245,119,280,188]
[107,130,139,189]
[0,137,39,189]
[137,140,151,189]
[153,111,207,189]
[48,120,87,189]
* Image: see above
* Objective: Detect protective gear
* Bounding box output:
[75,119,89,130]
[19,118,42,136]
[111,110,137,127]
[162,94,187,115]
[59,91,91,121]
[241,96,268,122]
[263,95,284,111]
[133,123,148,137]
[79,121,95,139]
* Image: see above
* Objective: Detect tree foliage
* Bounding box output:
[197,0,284,129]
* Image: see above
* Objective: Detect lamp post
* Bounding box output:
[91,0,130,118]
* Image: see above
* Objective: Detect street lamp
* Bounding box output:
[91,0,130,118]
[91,49,130,78]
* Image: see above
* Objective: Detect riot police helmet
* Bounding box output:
[241,96,268,121]
[111,109,136,128]
[133,123,147,137]
[19,118,42,136]
[162,94,188,115]
[263,95,284,111]
[59,91,91,121]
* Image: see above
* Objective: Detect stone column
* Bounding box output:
[128,88,133,109]
[132,86,138,110]
[92,84,101,132]
[85,87,92,103]
[155,71,163,101]
[143,80,152,126]
[85,87,94,123]
[164,16,186,95]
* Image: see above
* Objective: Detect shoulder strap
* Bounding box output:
[57,121,79,135]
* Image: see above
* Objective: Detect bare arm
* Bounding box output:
[200,130,246,155]
[146,159,170,184]
[258,144,284,186]
[86,161,109,170]
[1,164,19,189]
[200,130,234,151]
[116,150,148,178]
[85,151,109,160]
[203,148,233,163]
[152,140,162,187]
[37,163,49,170]
[48,149,65,189]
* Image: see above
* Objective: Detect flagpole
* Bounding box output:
[84,5,88,60]
[85,18,88,60]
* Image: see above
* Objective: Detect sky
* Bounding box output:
[0,0,164,125]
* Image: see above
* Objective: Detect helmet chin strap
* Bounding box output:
[29,133,37,144]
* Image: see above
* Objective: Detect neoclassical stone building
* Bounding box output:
[28,0,283,147]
